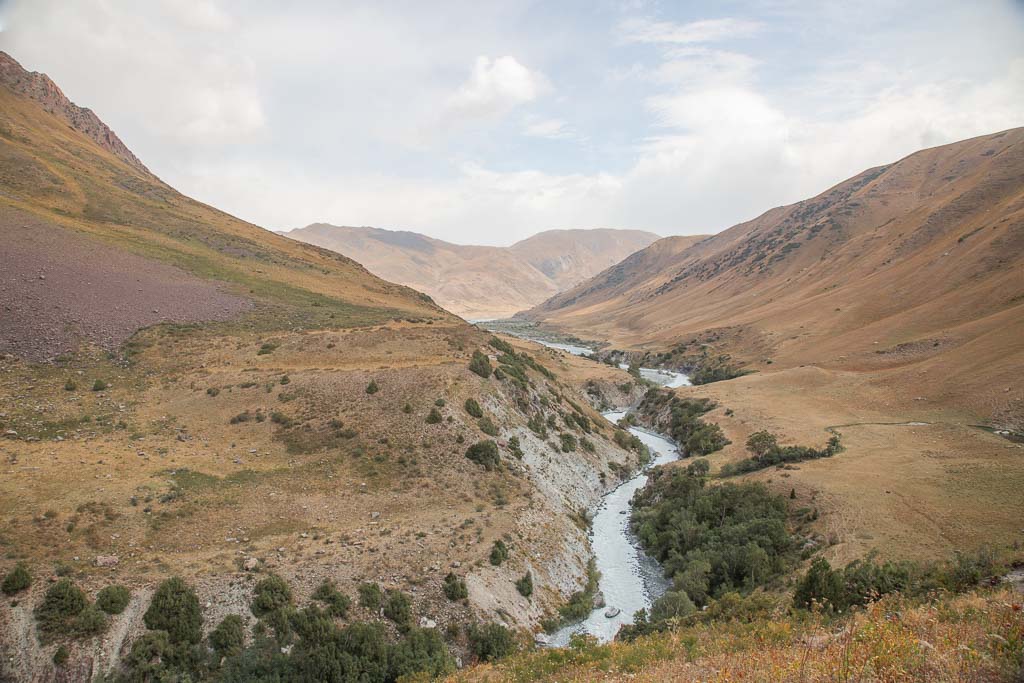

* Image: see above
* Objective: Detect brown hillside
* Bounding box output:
[286,224,661,319]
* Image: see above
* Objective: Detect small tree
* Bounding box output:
[746,430,779,459]
[489,540,510,566]
[312,580,351,617]
[793,557,844,611]
[467,622,517,662]
[2,563,31,595]
[515,571,533,598]
[426,408,443,424]
[144,577,202,644]
[358,582,383,610]
[464,398,484,418]
[92,379,108,392]
[365,380,379,394]
[383,589,412,630]
[560,433,578,452]
[466,440,500,470]
[478,417,499,436]
[469,351,492,379]
[96,585,131,614]
[443,573,468,601]
[250,574,293,617]
[209,614,245,659]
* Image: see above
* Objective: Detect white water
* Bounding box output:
[618,363,691,388]
[528,338,595,357]
[547,411,681,645]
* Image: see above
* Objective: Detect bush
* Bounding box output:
[489,336,515,354]
[209,614,245,659]
[435,398,446,407]
[560,433,577,452]
[257,342,278,355]
[64,380,76,391]
[53,644,69,665]
[466,440,500,471]
[383,590,412,628]
[469,351,492,378]
[515,571,533,598]
[443,573,468,601]
[96,585,131,614]
[507,436,524,459]
[467,622,517,662]
[365,380,379,394]
[649,590,695,622]
[425,408,442,424]
[2,563,31,595]
[251,574,293,617]
[312,580,351,618]
[72,604,107,637]
[478,417,499,436]
[206,387,220,397]
[464,398,484,418]
[144,577,202,644]
[358,582,383,610]
[387,626,455,680]
[92,379,108,391]
[489,539,510,566]
[35,579,87,639]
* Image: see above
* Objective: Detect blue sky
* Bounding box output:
[2,0,1023,244]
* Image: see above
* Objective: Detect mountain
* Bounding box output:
[528,129,1024,419]
[285,224,661,319]
[0,52,643,679]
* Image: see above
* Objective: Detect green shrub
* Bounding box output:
[478,417,499,436]
[312,580,351,617]
[580,437,595,453]
[206,387,220,397]
[71,604,107,637]
[435,398,447,407]
[257,342,278,355]
[425,408,442,424]
[383,590,412,628]
[144,577,202,644]
[649,590,695,622]
[251,574,293,617]
[507,436,524,459]
[209,614,245,659]
[467,622,517,662]
[365,380,379,394]
[92,379,108,391]
[2,563,31,595]
[402,402,413,414]
[466,440,500,471]
[35,579,88,639]
[53,645,68,665]
[515,571,533,598]
[443,573,468,601]
[560,433,577,452]
[489,336,515,354]
[96,585,131,614]
[358,582,383,610]
[64,380,76,391]
[464,398,484,418]
[387,626,455,680]
[469,351,492,378]
[489,540,510,566]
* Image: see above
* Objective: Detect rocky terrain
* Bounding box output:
[285,224,662,320]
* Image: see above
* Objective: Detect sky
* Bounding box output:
[1,1,1022,245]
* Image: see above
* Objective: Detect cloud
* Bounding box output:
[445,56,550,120]
[522,117,575,140]
[620,17,762,44]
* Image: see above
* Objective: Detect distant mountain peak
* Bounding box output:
[0,51,151,175]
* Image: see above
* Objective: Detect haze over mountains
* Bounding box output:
[286,224,662,319]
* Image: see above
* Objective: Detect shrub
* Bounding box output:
[251,574,293,617]
[96,585,131,614]
[229,411,252,424]
[35,579,108,640]
[425,408,442,424]
[469,351,492,378]
[206,387,220,397]
[383,590,412,628]
[2,563,31,595]
[358,582,383,610]
[71,605,107,637]
[144,577,202,644]
[467,622,517,662]
[489,336,515,354]
[53,645,69,665]
[365,380,379,394]
[443,573,468,601]
[312,580,351,617]
[257,342,277,355]
[466,440,500,471]
[402,402,413,414]
[478,417,499,436]
[515,571,533,598]
[580,437,595,453]
[489,539,510,566]
[649,590,695,622]
[92,379,108,391]
[209,614,245,659]
[464,398,484,418]
[560,433,577,452]
[528,414,548,438]
[507,436,524,459]
[387,626,455,680]
[64,380,76,391]
[435,398,446,407]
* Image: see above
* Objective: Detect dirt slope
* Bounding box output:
[286,224,661,319]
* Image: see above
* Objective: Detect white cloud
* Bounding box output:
[522,117,575,139]
[445,56,550,120]
[620,17,762,44]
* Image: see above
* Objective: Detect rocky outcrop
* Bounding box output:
[0,51,151,175]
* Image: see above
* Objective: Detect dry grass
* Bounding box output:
[452,587,1024,682]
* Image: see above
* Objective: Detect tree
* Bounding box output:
[383,590,413,629]
[365,380,379,394]
[96,585,131,614]
[465,440,500,470]
[251,574,293,617]
[793,557,844,611]
[746,430,779,459]
[425,408,442,424]
[443,573,468,601]
[469,351,492,379]
[358,582,383,610]
[467,623,517,662]
[209,614,245,659]
[464,398,484,418]
[145,577,203,644]
[489,540,510,566]
[649,590,695,622]
[515,571,533,598]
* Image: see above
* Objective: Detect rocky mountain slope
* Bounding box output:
[285,224,661,319]
[0,52,644,680]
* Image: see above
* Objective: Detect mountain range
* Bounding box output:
[285,224,662,319]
